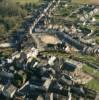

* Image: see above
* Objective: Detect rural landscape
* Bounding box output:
[0,0,99,100]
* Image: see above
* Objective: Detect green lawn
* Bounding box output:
[95,72,99,77]
[83,64,95,73]
[72,0,99,4]
[86,79,99,92]
[41,51,69,58]
[15,0,42,4]
[95,14,99,22]
[96,18,99,23]
[83,64,99,77]
[74,53,99,65]
[83,64,99,91]
[96,36,99,44]
[72,0,90,4]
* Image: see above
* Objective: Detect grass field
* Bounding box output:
[72,0,99,4]
[82,64,99,91]
[83,64,94,73]
[86,79,99,91]
[15,0,42,4]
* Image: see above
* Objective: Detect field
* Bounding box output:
[15,0,42,4]
[72,0,99,4]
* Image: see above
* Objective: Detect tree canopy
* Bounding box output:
[0,0,27,17]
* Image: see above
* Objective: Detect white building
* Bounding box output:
[84,14,89,19]
[27,48,38,59]
[48,56,56,66]
[80,16,85,22]
[89,11,94,17]
[91,17,96,23]
[93,8,99,14]
[0,84,4,92]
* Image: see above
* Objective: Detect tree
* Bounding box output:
[0,0,27,17]
[4,17,16,30]
[0,24,6,36]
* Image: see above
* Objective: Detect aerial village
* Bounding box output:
[0,0,99,100]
